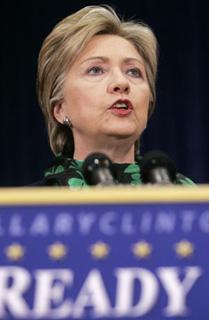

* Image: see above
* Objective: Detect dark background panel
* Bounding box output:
[1,0,208,185]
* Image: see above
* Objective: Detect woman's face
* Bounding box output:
[54,35,150,154]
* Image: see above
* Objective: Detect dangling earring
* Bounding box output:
[63,116,72,128]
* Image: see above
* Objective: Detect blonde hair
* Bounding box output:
[37,5,158,156]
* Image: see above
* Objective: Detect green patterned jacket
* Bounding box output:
[43,155,195,188]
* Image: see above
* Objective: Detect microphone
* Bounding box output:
[140,150,177,185]
[82,152,115,186]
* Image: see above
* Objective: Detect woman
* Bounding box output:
[37,5,193,187]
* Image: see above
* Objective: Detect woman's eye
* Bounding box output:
[87,66,104,75]
[127,68,142,78]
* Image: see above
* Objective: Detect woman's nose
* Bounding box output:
[107,72,130,94]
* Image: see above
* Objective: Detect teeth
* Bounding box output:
[114,103,128,109]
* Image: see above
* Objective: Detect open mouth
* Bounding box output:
[109,100,133,115]
[112,102,129,110]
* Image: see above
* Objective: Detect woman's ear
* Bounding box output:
[53,102,65,124]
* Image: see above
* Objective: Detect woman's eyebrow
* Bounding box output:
[81,56,109,64]
[124,57,144,66]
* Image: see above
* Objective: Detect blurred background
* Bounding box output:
[1,0,208,186]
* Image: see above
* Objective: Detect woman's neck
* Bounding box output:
[73,138,136,163]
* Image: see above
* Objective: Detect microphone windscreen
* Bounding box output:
[140,150,177,184]
[82,152,114,185]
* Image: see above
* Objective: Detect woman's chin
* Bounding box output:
[104,128,139,140]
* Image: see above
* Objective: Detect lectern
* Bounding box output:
[0,186,208,319]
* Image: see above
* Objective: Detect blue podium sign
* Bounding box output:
[0,186,209,319]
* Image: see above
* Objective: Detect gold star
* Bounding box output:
[132,241,152,258]
[5,243,25,261]
[90,242,109,259]
[175,240,194,258]
[48,242,67,260]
